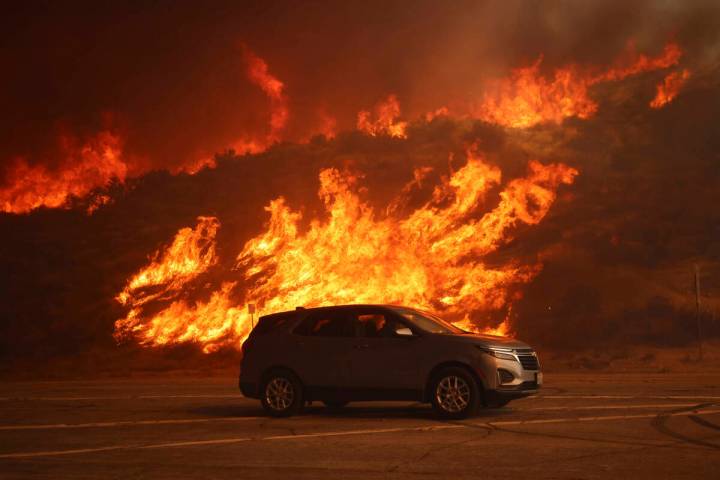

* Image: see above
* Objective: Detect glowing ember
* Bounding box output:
[474,42,683,128]
[650,69,691,109]
[357,94,408,138]
[115,149,577,352]
[0,130,126,214]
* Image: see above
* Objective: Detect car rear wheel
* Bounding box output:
[430,367,481,419]
[260,370,304,417]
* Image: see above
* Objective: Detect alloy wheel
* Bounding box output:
[265,377,295,411]
[435,375,471,413]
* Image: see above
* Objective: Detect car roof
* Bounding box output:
[259,304,411,318]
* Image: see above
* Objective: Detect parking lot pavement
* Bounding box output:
[1,373,719,479]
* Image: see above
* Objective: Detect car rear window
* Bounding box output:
[252,311,296,336]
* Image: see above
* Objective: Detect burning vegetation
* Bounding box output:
[114,150,577,351]
[473,42,683,128]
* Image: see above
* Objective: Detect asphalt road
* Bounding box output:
[1,373,719,479]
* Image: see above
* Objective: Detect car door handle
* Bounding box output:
[353,344,370,349]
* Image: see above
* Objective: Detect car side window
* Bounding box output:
[293,311,354,337]
[356,309,408,338]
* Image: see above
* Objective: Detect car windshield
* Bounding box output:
[391,307,464,334]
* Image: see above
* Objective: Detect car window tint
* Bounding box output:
[294,311,353,337]
[391,307,462,334]
[356,310,403,338]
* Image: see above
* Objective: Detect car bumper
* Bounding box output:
[486,379,540,404]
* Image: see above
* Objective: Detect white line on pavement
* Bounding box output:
[527,403,715,411]
[1,408,718,459]
[485,409,720,427]
[0,416,263,431]
[1,403,710,431]
[0,394,241,402]
[541,395,720,400]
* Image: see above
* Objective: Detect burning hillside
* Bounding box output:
[114,149,577,351]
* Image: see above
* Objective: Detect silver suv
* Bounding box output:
[239,304,541,418]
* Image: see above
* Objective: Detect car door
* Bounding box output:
[287,309,356,388]
[347,307,426,390]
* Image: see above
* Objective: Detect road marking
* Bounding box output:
[541,395,720,400]
[484,409,720,427]
[0,394,241,402]
[2,404,706,431]
[0,416,263,431]
[139,437,251,449]
[1,408,719,459]
[0,445,135,459]
[265,425,459,441]
[528,403,715,411]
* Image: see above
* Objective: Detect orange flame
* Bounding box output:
[0,130,126,214]
[242,45,288,139]
[357,94,408,138]
[181,46,290,174]
[115,149,577,352]
[425,107,450,122]
[475,42,683,128]
[0,46,291,209]
[115,216,220,309]
[650,69,691,109]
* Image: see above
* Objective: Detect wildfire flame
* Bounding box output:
[1,41,686,214]
[357,94,408,138]
[474,42,682,128]
[650,69,691,109]
[0,130,126,214]
[183,46,290,174]
[242,45,289,141]
[116,216,220,307]
[115,149,577,352]
[0,46,290,211]
[425,107,450,122]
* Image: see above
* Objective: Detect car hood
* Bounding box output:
[443,333,532,350]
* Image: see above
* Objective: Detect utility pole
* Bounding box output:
[694,264,703,361]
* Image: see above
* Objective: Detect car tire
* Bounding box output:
[430,367,481,419]
[260,369,304,417]
[323,400,349,409]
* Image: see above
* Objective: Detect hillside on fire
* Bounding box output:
[1,1,720,377]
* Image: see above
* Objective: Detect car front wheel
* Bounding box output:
[430,367,481,419]
[260,370,304,417]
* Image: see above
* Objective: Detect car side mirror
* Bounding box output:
[395,327,414,337]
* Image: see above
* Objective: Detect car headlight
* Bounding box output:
[476,346,516,361]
